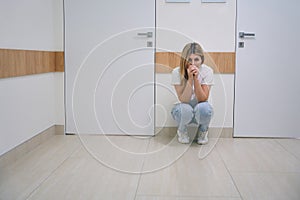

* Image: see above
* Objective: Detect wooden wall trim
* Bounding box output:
[55,52,64,72]
[156,52,235,74]
[0,49,64,78]
[0,49,233,77]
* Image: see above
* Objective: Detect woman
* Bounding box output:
[171,42,214,144]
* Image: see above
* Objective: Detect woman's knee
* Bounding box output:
[194,102,213,123]
[171,103,194,124]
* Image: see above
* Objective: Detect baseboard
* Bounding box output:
[155,127,233,138]
[0,125,64,168]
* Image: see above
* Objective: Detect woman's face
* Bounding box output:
[187,54,202,68]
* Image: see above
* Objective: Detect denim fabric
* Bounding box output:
[171,101,213,133]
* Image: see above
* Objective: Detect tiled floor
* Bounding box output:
[1,134,300,200]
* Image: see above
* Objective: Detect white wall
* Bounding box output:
[156,0,236,127]
[0,0,63,51]
[54,72,64,125]
[0,0,64,156]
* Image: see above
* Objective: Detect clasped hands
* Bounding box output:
[186,63,199,79]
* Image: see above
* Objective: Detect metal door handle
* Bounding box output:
[239,31,255,38]
[137,32,153,38]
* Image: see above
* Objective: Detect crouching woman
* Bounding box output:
[171,42,214,144]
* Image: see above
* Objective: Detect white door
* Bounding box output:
[64,0,155,135]
[234,0,300,137]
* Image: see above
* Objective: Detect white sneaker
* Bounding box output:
[177,130,190,144]
[197,131,208,145]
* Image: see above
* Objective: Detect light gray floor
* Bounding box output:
[1,134,300,200]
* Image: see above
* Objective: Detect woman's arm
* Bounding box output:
[194,77,210,102]
[174,79,193,103]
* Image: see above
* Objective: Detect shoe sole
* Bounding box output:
[197,140,208,145]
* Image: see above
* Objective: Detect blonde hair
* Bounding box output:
[180,42,205,80]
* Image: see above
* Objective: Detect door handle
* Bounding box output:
[239,31,255,38]
[137,32,153,38]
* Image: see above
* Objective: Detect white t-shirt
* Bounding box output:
[171,64,214,104]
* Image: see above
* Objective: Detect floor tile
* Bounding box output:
[75,135,150,173]
[216,138,300,172]
[275,139,300,160]
[27,153,141,200]
[0,136,79,200]
[136,195,241,200]
[142,129,220,170]
[3,135,299,200]
[137,137,240,197]
[141,134,192,173]
[231,172,300,200]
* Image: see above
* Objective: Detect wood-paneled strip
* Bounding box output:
[155,52,235,74]
[55,52,64,72]
[0,49,233,77]
[0,49,64,78]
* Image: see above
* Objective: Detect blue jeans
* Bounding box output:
[171,101,213,133]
